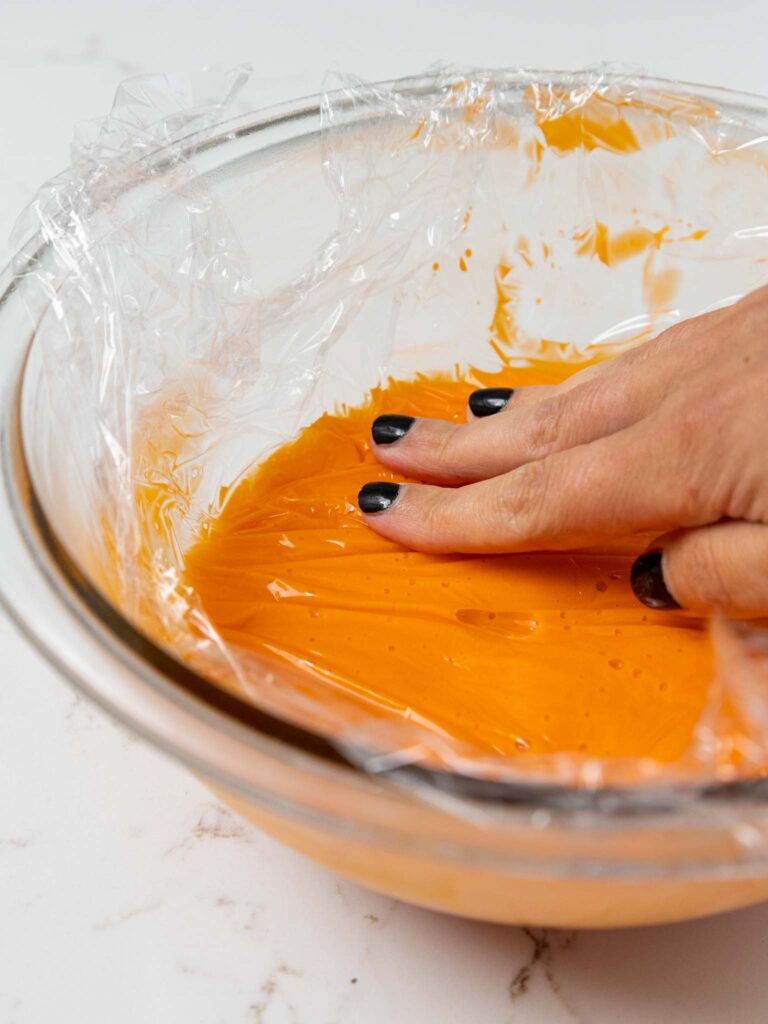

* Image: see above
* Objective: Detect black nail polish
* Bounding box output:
[630,550,681,610]
[468,388,514,418]
[358,482,401,513]
[371,415,415,445]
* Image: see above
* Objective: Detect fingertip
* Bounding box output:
[648,522,768,617]
[467,387,514,419]
[371,415,415,446]
[630,549,682,610]
[357,480,448,551]
[357,481,401,514]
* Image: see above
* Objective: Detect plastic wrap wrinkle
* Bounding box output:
[13,64,768,792]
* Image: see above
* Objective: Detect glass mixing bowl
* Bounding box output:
[4,71,768,928]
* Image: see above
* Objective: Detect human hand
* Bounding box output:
[358,286,768,616]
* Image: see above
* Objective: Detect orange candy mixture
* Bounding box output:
[185,361,713,764]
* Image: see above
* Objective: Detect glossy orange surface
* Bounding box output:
[185,361,714,764]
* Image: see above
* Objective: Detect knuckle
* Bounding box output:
[673,399,707,452]
[666,429,710,523]
[522,396,566,458]
[494,460,550,533]
[652,320,693,354]
[735,298,768,341]
[432,424,463,468]
[663,385,742,523]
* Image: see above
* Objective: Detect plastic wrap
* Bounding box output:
[12,64,768,791]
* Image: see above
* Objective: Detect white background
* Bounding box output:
[2,2,768,1021]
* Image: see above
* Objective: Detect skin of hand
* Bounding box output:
[357,284,768,617]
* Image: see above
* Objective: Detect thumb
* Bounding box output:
[631,521,768,617]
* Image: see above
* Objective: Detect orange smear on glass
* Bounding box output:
[185,361,715,764]
[573,223,706,268]
[540,102,641,155]
[575,223,667,265]
[530,90,715,157]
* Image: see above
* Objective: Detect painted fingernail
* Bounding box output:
[630,550,681,610]
[468,388,514,418]
[371,414,415,445]
[358,482,401,513]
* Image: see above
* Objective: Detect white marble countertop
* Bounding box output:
[3,3,768,1021]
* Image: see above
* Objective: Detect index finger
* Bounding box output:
[358,416,708,553]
